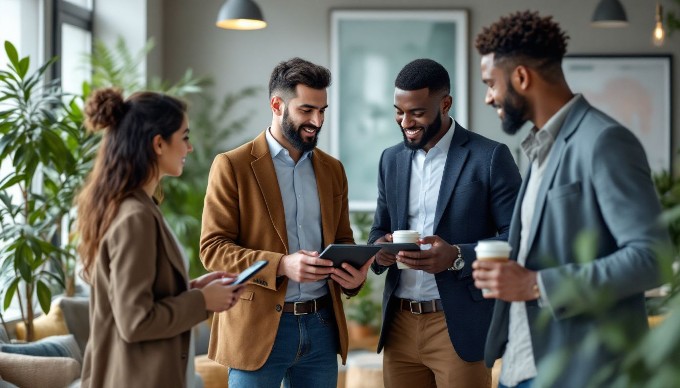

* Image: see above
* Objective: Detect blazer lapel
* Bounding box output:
[250,132,289,253]
[524,97,589,256]
[434,124,469,231]
[313,153,335,246]
[395,147,413,229]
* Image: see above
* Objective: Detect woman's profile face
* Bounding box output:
[157,116,193,178]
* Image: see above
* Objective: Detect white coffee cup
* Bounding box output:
[392,230,420,269]
[474,241,512,294]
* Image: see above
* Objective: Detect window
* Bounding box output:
[53,0,93,95]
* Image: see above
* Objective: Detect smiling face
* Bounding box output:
[276,84,327,153]
[157,115,193,177]
[394,87,450,151]
[480,53,530,135]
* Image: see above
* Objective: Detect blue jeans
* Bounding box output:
[228,307,339,388]
[499,378,534,388]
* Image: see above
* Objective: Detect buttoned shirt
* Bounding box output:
[394,119,455,301]
[265,128,327,302]
[500,95,580,386]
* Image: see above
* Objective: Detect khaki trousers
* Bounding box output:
[383,309,490,388]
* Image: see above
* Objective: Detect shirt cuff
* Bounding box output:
[536,272,551,310]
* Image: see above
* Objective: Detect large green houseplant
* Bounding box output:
[0,41,81,341]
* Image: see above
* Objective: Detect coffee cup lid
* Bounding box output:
[474,241,512,253]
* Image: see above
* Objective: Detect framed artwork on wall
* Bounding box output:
[562,55,673,173]
[330,9,468,211]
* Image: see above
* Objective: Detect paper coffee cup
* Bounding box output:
[392,230,419,269]
[475,241,512,294]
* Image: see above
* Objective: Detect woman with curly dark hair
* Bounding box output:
[77,88,245,387]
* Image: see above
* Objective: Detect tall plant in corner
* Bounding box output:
[0,41,74,341]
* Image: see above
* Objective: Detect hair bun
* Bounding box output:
[84,87,126,132]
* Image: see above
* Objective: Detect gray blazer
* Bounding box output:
[484,96,670,387]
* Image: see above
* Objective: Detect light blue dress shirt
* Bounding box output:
[265,128,328,302]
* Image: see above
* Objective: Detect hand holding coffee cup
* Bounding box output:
[474,241,512,294]
[392,230,420,269]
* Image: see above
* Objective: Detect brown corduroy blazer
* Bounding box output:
[200,131,355,371]
[81,190,208,388]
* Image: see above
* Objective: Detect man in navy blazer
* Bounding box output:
[368,58,522,388]
[472,12,670,388]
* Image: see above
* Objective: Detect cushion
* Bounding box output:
[58,296,90,355]
[0,378,19,388]
[0,334,82,365]
[194,355,229,388]
[15,304,69,341]
[0,352,79,388]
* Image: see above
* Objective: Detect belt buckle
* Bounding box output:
[409,300,422,315]
[293,299,317,315]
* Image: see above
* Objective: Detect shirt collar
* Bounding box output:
[265,127,313,162]
[417,117,456,156]
[521,94,580,165]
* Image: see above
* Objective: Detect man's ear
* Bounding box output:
[152,134,163,156]
[512,65,531,91]
[271,96,285,116]
[441,95,453,115]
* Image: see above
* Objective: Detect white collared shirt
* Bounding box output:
[394,119,455,301]
[500,95,580,386]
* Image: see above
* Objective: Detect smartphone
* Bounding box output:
[231,260,269,286]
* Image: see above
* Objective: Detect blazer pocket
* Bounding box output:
[468,283,485,302]
[239,291,254,301]
[547,181,582,200]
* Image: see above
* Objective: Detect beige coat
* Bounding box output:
[200,131,354,371]
[81,190,208,388]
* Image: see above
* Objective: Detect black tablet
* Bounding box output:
[319,244,382,268]
[376,242,421,254]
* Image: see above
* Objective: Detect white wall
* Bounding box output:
[160,0,679,167]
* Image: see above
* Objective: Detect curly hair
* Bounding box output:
[395,58,450,95]
[77,88,187,281]
[475,11,569,76]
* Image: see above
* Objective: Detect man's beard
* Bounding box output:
[282,108,320,153]
[500,82,529,135]
[402,113,443,150]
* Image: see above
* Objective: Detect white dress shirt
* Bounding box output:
[394,119,455,301]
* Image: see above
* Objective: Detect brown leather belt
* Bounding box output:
[283,294,331,315]
[398,298,444,314]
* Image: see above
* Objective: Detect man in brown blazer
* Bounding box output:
[200,57,372,388]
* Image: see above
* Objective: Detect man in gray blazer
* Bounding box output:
[472,11,671,388]
[369,59,521,388]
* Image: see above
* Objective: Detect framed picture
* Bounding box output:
[562,55,673,173]
[330,9,468,211]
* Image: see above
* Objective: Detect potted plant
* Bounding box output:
[0,41,76,341]
[344,275,381,342]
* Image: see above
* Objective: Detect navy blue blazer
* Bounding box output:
[368,123,522,362]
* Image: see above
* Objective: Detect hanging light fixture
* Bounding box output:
[216,0,267,30]
[591,0,629,27]
[653,2,666,46]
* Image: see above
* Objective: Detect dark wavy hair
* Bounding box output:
[475,10,569,80]
[77,88,186,281]
[395,58,450,95]
[268,57,331,101]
